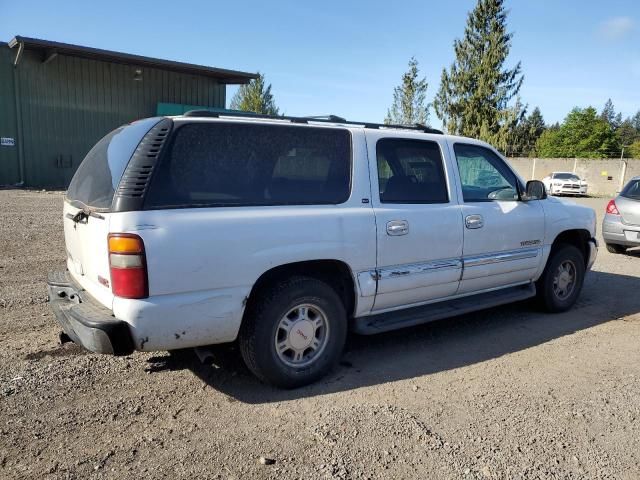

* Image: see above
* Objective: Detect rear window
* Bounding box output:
[66,117,162,209]
[144,122,351,209]
[621,179,640,200]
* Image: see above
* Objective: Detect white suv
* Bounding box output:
[48,112,598,388]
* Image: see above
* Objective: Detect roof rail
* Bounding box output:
[181,110,443,134]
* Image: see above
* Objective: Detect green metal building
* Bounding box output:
[0,36,257,187]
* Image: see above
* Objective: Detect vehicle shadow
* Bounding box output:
[145,269,640,404]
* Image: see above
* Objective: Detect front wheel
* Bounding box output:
[536,244,585,313]
[239,276,347,388]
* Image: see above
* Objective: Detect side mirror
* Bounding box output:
[523,180,547,201]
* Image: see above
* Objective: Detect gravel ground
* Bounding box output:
[1,189,639,479]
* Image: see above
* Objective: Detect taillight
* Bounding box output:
[108,234,148,298]
[606,199,620,215]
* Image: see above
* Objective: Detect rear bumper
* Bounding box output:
[47,271,134,355]
[602,214,640,247]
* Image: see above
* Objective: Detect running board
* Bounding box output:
[352,283,536,335]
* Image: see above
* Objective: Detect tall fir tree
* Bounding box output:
[230,73,280,115]
[511,107,546,156]
[384,57,430,126]
[632,110,640,131]
[433,0,524,150]
[599,99,616,126]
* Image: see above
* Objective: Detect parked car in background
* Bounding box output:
[542,172,588,196]
[603,176,640,254]
[48,112,598,388]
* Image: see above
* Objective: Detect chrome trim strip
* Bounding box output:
[463,248,539,268]
[378,259,462,280]
[368,280,533,316]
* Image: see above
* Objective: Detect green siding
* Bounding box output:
[0,44,226,187]
[0,46,20,185]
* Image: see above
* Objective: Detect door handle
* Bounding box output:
[465,214,484,229]
[387,220,409,236]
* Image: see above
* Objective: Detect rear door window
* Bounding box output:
[376,138,449,204]
[144,123,351,208]
[66,117,162,210]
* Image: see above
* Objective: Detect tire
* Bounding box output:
[239,276,347,388]
[606,243,627,254]
[536,244,585,313]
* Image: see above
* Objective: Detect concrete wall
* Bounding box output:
[508,157,640,197]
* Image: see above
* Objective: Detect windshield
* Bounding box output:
[554,173,580,181]
[621,179,640,200]
[66,117,162,209]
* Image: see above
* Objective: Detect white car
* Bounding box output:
[542,172,588,196]
[48,112,598,387]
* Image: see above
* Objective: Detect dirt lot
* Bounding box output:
[1,189,639,479]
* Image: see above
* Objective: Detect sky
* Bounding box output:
[2,0,639,129]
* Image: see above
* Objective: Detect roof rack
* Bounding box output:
[181,110,443,134]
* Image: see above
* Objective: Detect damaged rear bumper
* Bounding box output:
[47,271,134,355]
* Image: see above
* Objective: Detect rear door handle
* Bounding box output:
[465,214,484,229]
[387,220,409,236]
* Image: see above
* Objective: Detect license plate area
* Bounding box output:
[623,230,640,242]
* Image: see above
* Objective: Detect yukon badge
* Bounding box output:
[520,239,541,247]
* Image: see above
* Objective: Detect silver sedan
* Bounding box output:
[603,176,640,254]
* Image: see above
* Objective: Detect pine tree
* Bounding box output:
[433,0,524,150]
[511,107,546,156]
[599,99,616,126]
[230,73,280,115]
[384,57,430,126]
[631,110,640,131]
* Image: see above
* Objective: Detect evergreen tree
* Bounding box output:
[384,57,430,126]
[536,107,619,158]
[617,118,639,148]
[632,110,640,131]
[433,0,524,150]
[599,99,616,126]
[230,73,280,115]
[511,106,546,156]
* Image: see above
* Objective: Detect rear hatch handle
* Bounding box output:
[65,209,104,224]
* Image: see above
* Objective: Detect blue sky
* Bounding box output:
[2,0,639,129]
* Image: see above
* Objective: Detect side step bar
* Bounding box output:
[352,283,536,335]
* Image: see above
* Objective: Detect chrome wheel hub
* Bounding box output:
[275,304,329,368]
[553,260,576,300]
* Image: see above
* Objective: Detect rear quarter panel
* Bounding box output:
[109,129,377,350]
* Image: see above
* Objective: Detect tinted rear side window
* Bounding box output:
[66,117,162,209]
[144,123,351,208]
[621,179,640,200]
[376,138,448,204]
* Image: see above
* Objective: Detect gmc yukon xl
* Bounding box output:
[48,112,598,388]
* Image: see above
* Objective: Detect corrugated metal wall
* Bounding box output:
[0,46,20,185]
[0,44,226,187]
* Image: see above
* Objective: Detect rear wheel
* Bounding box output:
[606,243,627,254]
[239,276,347,388]
[536,244,585,312]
